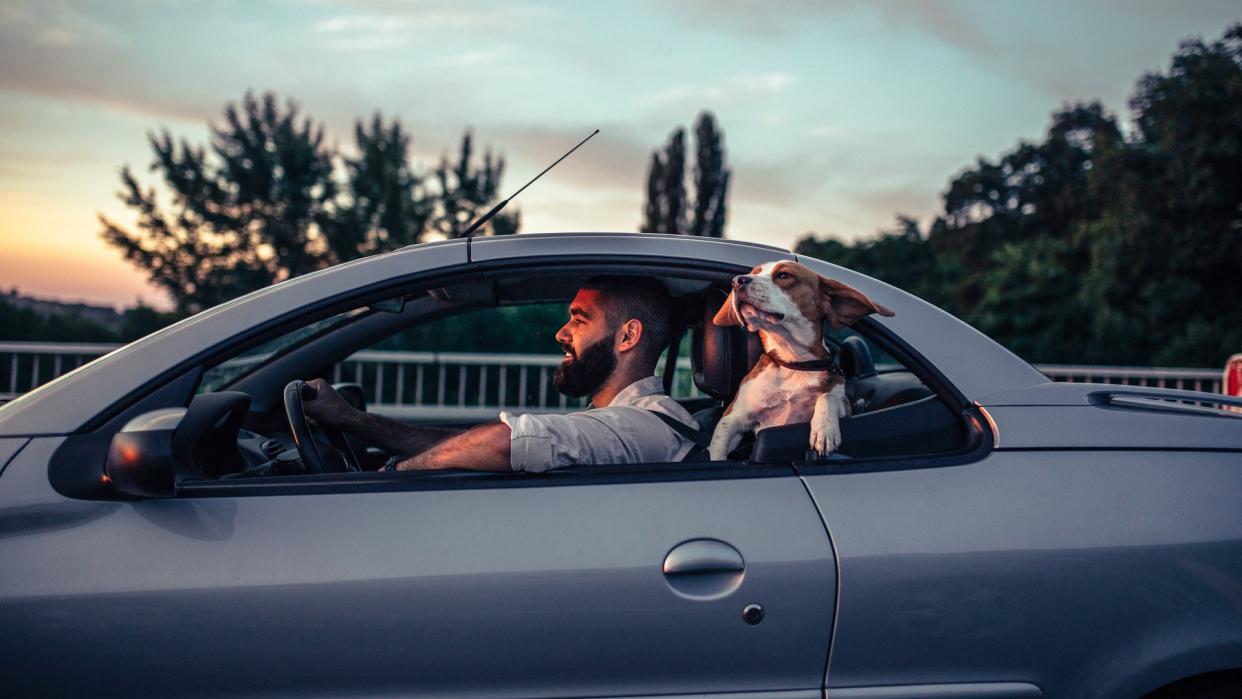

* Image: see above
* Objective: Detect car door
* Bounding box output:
[0,437,835,698]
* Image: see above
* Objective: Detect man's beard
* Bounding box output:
[553,335,617,398]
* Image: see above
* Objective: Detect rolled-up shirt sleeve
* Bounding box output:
[500,409,644,473]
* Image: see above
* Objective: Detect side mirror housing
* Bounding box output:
[105,408,186,498]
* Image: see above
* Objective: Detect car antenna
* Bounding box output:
[462,129,599,238]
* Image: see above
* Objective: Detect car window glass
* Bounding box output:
[826,325,902,371]
[341,304,589,421]
[199,307,366,392]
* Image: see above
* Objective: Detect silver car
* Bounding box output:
[2,233,1240,698]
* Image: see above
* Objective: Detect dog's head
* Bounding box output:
[713,262,895,339]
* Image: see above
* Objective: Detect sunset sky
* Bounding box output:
[1,0,1238,309]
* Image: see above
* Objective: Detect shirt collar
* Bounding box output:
[594,375,665,409]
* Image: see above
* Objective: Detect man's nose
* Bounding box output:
[555,324,571,343]
[733,275,753,290]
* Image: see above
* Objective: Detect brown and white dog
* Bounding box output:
[709,261,894,460]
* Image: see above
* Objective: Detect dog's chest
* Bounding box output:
[734,368,826,427]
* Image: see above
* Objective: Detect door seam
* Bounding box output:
[795,468,841,693]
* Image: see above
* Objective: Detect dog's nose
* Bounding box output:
[733,275,752,289]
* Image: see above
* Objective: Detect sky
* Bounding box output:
[1,0,1238,310]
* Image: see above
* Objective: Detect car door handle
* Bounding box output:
[663,539,745,575]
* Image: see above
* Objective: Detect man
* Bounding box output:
[303,276,697,472]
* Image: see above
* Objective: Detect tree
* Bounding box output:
[1097,23,1242,365]
[641,112,730,237]
[794,22,1242,366]
[101,92,518,316]
[329,114,431,261]
[100,91,339,315]
[427,131,519,239]
[642,127,686,235]
[795,216,942,302]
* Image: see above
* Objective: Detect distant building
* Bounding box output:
[2,289,123,333]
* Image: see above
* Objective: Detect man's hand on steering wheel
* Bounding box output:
[301,378,359,431]
[283,379,362,474]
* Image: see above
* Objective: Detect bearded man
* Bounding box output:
[302,276,697,472]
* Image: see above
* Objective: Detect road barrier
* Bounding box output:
[0,342,1226,414]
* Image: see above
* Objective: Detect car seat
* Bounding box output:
[690,288,763,436]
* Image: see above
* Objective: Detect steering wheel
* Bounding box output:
[283,380,362,474]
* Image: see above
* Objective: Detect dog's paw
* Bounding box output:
[809,418,841,458]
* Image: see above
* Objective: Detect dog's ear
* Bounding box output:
[712,291,742,327]
[816,277,895,329]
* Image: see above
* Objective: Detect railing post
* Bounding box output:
[375,362,384,404]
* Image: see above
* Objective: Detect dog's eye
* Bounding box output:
[775,272,793,281]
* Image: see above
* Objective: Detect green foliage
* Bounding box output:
[642,112,730,237]
[101,91,518,316]
[798,23,1242,367]
[374,305,567,355]
[0,298,112,342]
[0,297,176,343]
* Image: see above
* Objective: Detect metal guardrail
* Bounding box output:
[1038,364,1221,393]
[0,342,123,399]
[0,342,1227,412]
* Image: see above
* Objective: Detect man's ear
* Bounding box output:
[816,277,895,329]
[616,319,643,353]
[712,291,742,327]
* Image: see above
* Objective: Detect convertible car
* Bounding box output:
[1,233,1240,698]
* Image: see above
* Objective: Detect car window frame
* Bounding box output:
[50,256,992,501]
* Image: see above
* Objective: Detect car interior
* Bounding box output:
[157,265,973,486]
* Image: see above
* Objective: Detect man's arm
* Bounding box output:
[395,421,512,472]
[302,379,464,456]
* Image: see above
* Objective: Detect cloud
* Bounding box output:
[640,71,796,107]
[475,124,654,195]
[0,3,222,124]
[440,49,502,68]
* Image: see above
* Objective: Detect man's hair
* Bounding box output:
[580,275,673,368]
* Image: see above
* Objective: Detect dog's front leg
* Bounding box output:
[809,385,847,458]
[709,411,748,461]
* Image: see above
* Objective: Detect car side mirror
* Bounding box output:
[104,391,252,498]
[105,408,186,498]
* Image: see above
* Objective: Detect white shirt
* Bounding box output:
[499,376,697,473]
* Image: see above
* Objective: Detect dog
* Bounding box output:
[708,261,895,460]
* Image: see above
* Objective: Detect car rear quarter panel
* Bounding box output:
[807,445,1242,698]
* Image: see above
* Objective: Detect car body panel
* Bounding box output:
[0,437,28,477]
[0,437,837,697]
[468,231,796,268]
[804,449,1242,698]
[827,683,1042,698]
[986,403,1242,450]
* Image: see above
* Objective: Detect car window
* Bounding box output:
[175,275,974,492]
[825,325,902,372]
[199,307,367,392]
[341,304,589,420]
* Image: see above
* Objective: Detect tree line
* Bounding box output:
[797,24,1242,366]
[99,91,518,316]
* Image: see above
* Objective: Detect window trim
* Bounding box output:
[52,256,991,501]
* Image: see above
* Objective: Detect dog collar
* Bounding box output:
[766,351,844,376]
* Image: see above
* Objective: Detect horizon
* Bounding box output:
[1,0,1238,310]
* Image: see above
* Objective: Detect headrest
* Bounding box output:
[839,335,876,378]
[692,288,763,401]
